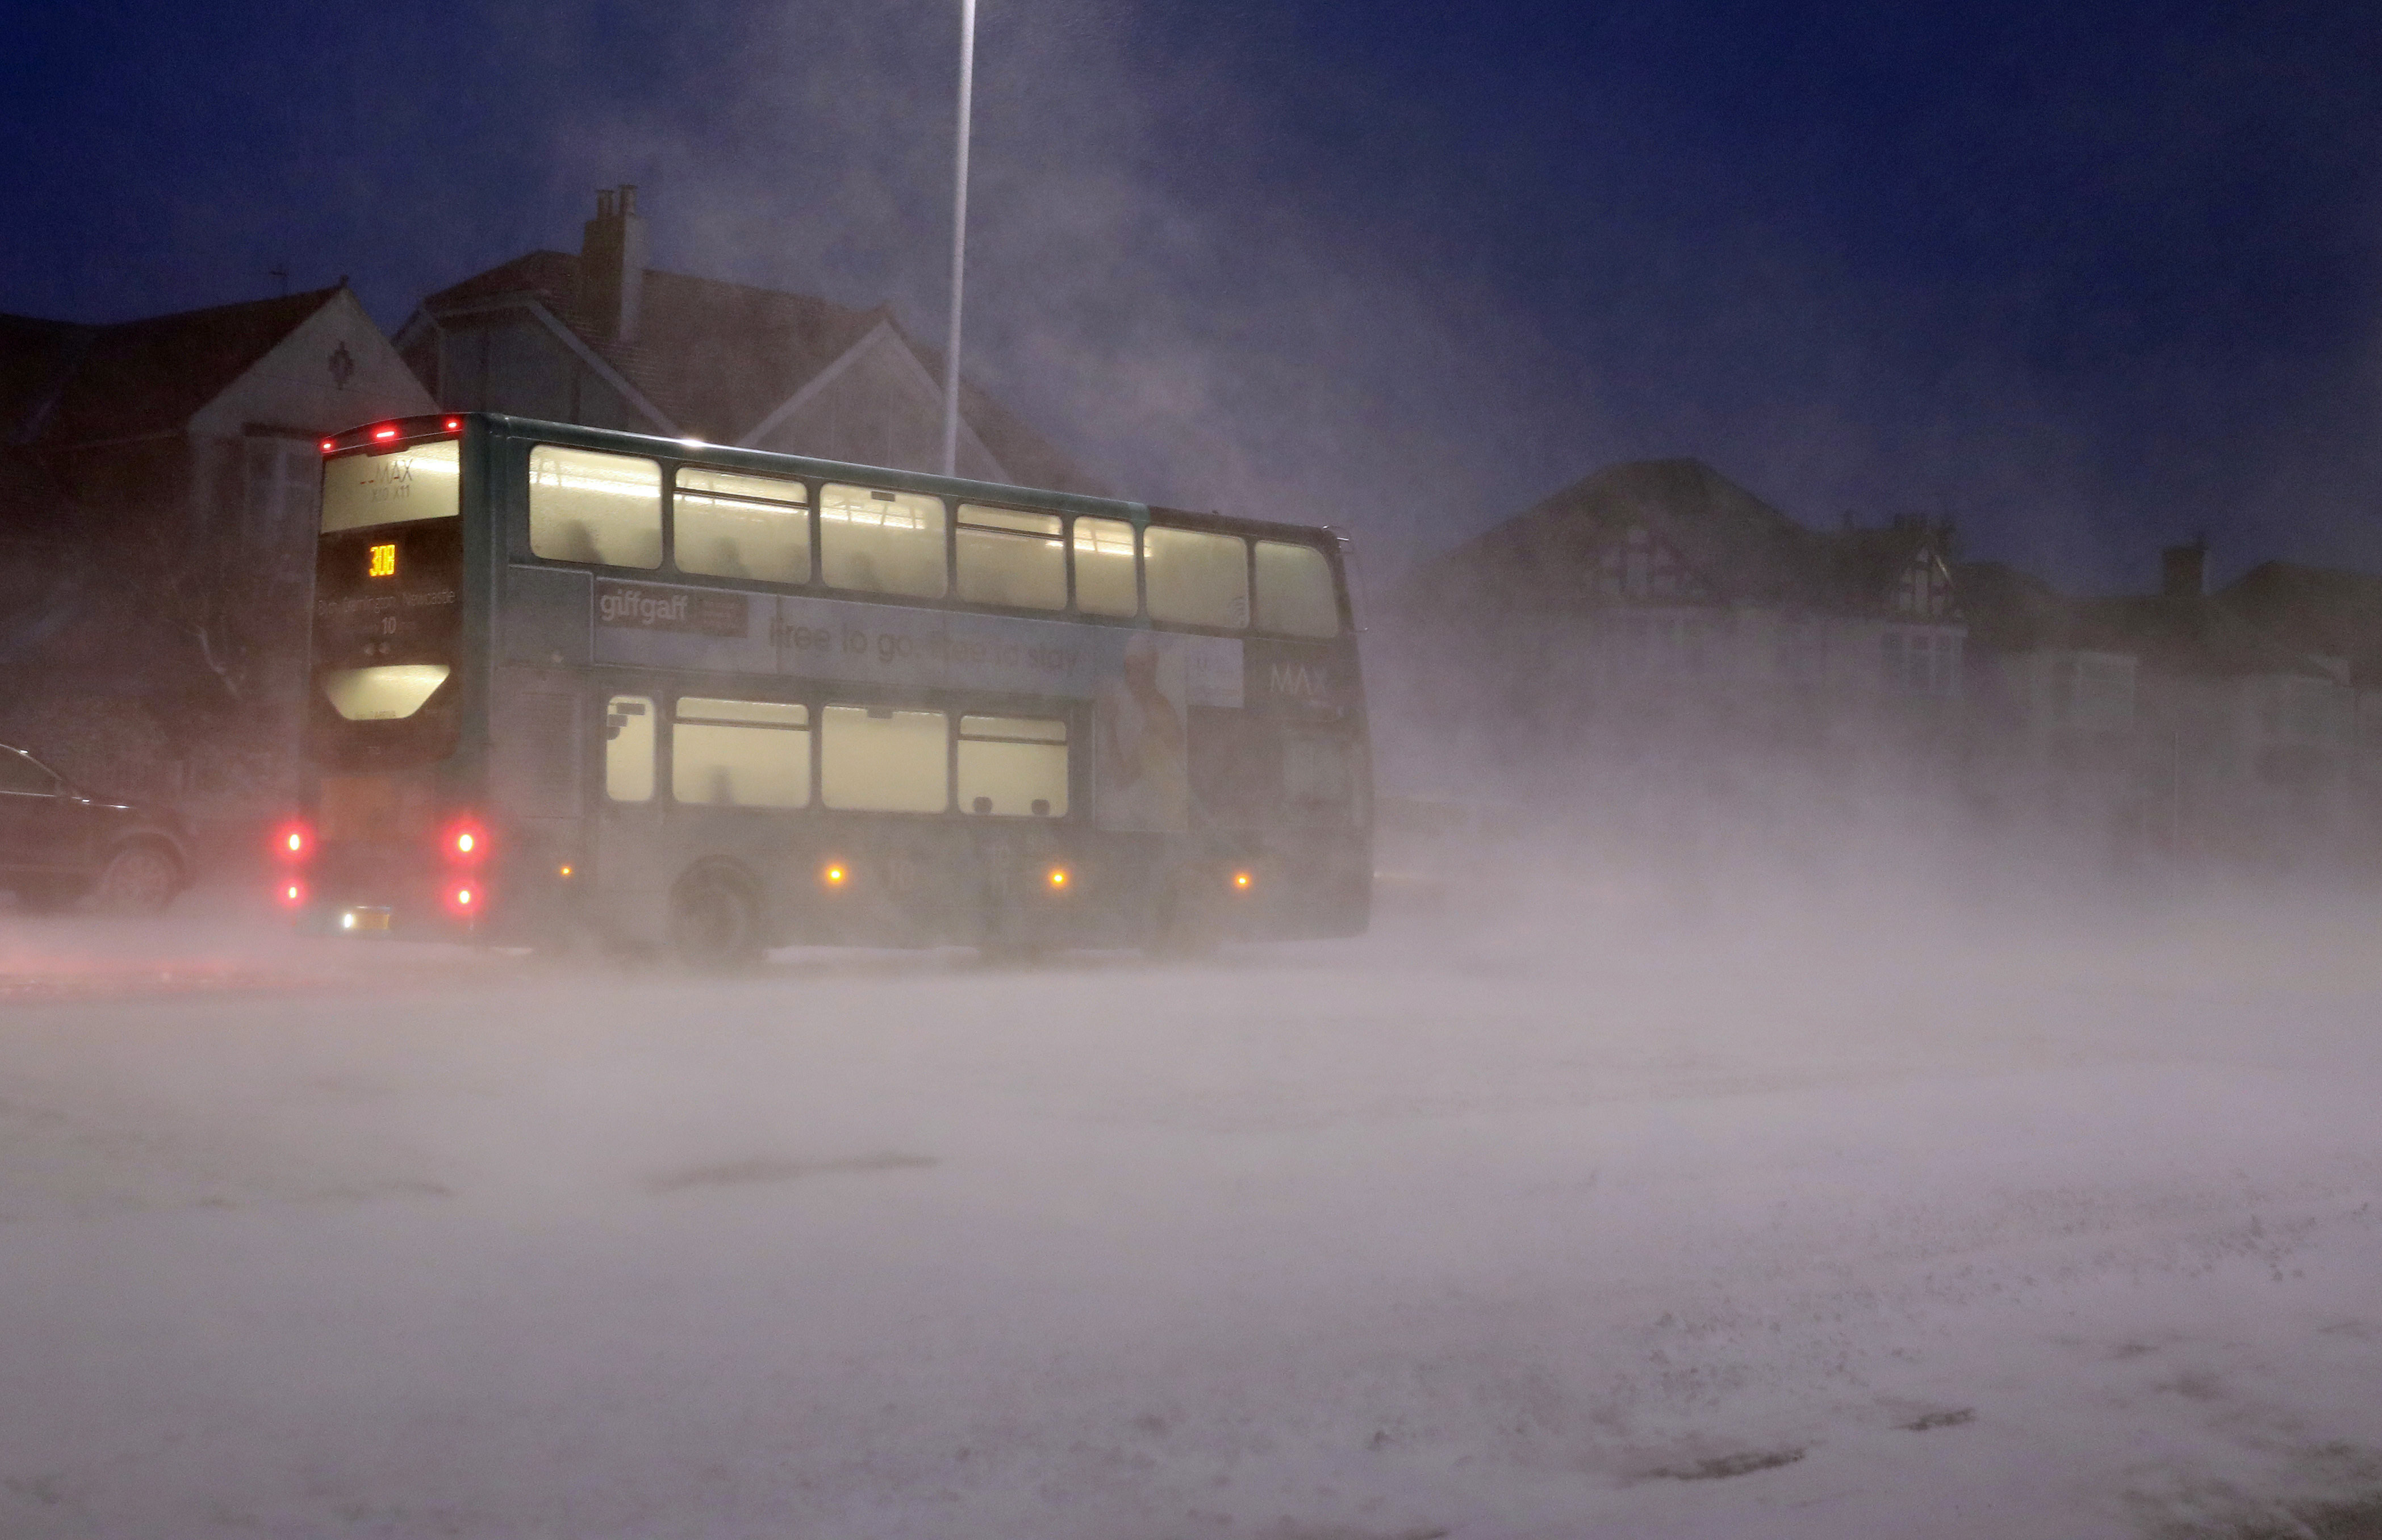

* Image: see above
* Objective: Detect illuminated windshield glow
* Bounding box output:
[321,664,452,721]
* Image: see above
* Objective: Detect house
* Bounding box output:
[0,286,433,797]
[1387,458,1967,785]
[392,186,1101,495]
[2217,559,2382,799]
[1960,541,2364,861]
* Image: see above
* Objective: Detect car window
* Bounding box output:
[0,751,57,796]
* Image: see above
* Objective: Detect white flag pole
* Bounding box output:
[940,0,977,478]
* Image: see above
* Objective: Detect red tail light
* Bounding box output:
[319,438,335,454]
[274,823,312,862]
[442,819,488,864]
[277,880,308,909]
[444,417,461,433]
[444,883,479,917]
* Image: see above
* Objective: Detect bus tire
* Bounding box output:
[668,867,764,971]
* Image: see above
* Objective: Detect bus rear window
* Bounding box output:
[322,664,452,721]
[321,441,459,533]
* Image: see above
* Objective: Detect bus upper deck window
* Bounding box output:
[1072,517,1138,617]
[1144,526,1248,630]
[530,446,663,569]
[820,484,947,599]
[1253,540,1340,638]
[956,505,1065,610]
[674,469,810,584]
[320,440,461,534]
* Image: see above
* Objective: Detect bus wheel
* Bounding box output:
[668,869,763,971]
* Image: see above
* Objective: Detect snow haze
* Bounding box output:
[4,866,2381,1538]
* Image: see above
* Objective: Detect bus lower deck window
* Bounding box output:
[605,696,655,801]
[821,705,948,811]
[958,715,1068,817]
[673,697,811,808]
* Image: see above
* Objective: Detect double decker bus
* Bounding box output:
[283,413,1370,964]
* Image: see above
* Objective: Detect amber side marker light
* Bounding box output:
[558,864,574,878]
[822,863,848,888]
[1047,867,1071,890]
[1232,870,1254,891]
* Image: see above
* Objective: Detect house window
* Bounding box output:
[1882,630,1962,696]
[2070,654,2134,732]
[1895,555,1953,619]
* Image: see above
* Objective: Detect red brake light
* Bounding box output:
[444,417,461,433]
[445,884,478,916]
[443,819,487,863]
[278,880,308,909]
[274,823,311,862]
[371,425,398,441]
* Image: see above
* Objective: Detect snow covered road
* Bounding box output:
[3,886,2381,1538]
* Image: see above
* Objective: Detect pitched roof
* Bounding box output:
[2217,559,2382,684]
[420,252,1105,496]
[4,287,344,449]
[1951,560,2067,651]
[2062,593,2333,680]
[1405,458,1945,618]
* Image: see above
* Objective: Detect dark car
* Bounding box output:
[0,744,193,914]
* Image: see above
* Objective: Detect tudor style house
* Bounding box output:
[1386,458,1966,782]
[0,286,433,797]
[392,186,1101,494]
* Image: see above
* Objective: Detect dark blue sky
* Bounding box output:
[6,1,2379,589]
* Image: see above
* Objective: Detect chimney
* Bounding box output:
[2160,537,2207,599]
[579,184,649,345]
